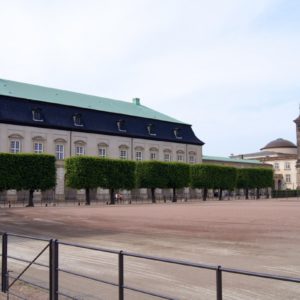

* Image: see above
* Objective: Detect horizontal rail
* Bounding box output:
[8,255,49,269]
[124,284,177,300]
[7,233,51,242]
[59,241,120,254]
[9,274,49,292]
[58,268,119,287]
[124,251,217,270]
[221,267,300,283]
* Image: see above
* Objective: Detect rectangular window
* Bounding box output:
[75,146,85,156]
[120,150,127,160]
[10,140,21,153]
[34,142,43,154]
[150,152,156,160]
[189,155,195,164]
[98,148,107,158]
[284,162,290,170]
[274,162,279,170]
[135,151,142,161]
[56,144,64,160]
[286,174,291,183]
[177,154,184,162]
[164,153,171,162]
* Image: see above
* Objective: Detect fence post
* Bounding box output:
[119,250,124,300]
[49,239,59,300]
[1,233,8,293]
[216,265,222,300]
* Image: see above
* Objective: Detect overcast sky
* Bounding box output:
[1,0,300,156]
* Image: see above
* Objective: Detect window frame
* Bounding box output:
[10,140,21,154]
[55,144,65,160]
[34,142,44,154]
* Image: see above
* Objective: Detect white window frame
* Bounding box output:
[284,162,290,170]
[10,140,21,154]
[285,174,291,183]
[120,149,128,160]
[189,155,195,164]
[75,145,85,156]
[177,154,184,162]
[34,142,43,154]
[150,152,156,160]
[164,153,171,162]
[274,162,279,170]
[56,144,64,160]
[98,147,107,158]
[135,151,143,161]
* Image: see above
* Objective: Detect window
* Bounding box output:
[285,174,291,183]
[135,151,143,161]
[34,142,43,154]
[10,140,21,153]
[120,149,128,160]
[150,152,156,160]
[32,108,43,122]
[164,153,171,162]
[284,162,291,170]
[177,154,184,162]
[189,155,195,164]
[173,127,182,139]
[75,146,85,156]
[73,114,83,127]
[274,162,279,170]
[98,148,107,158]
[147,124,156,136]
[56,144,64,160]
[117,120,126,132]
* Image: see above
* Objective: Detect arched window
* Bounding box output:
[8,134,23,154]
[73,114,84,127]
[32,108,44,122]
[147,124,156,136]
[119,145,129,160]
[173,127,182,139]
[98,143,108,158]
[117,119,126,132]
[149,147,159,160]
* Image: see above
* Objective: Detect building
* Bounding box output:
[231,138,298,190]
[0,79,204,201]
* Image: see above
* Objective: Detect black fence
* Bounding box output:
[1,232,300,300]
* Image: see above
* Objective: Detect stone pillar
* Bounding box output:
[55,161,65,201]
[294,115,300,188]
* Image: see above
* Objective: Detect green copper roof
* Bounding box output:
[203,155,263,165]
[0,79,185,124]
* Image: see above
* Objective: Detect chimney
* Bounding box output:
[132,98,140,105]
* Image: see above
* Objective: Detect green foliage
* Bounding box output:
[65,157,136,190]
[164,162,190,189]
[65,156,106,189]
[190,164,237,190]
[136,161,168,188]
[0,153,56,191]
[237,168,273,189]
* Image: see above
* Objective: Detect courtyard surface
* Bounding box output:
[0,199,300,299]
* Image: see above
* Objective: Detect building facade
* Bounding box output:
[0,79,204,201]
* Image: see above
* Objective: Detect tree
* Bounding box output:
[101,159,136,205]
[237,168,273,199]
[190,164,237,201]
[0,154,56,207]
[65,156,106,205]
[165,162,190,202]
[136,161,168,203]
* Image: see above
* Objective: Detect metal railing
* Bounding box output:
[1,232,300,299]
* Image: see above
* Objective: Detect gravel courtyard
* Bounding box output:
[1,199,300,299]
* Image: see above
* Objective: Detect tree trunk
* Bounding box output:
[85,188,90,205]
[109,188,115,205]
[256,188,260,199]
[172,188,177,202]
[151,188,156,203]
[218,188,223,200]
[27,189,34,207]
[245,188,249,199]
[203,188,207,201]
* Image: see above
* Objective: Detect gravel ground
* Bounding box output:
[0,198,300,299]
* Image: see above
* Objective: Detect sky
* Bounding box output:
[1,0,300,156]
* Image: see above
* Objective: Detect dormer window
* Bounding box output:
[117,119,126,132]
[147,124,156,136]
[73,114,83,127]
[174,127,182,139]
[32,108,43,122]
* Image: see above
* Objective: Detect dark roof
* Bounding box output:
[294,115,300,124]
[0,79,185,124]
[261,138,297,150]
[0,95,204,146]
